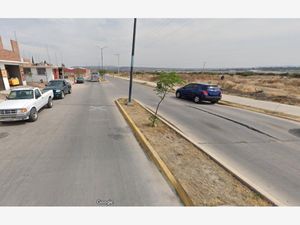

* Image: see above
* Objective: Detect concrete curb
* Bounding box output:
[219,100,300,123]
[134,99,279,206]
[112,75,300,124]
[115,99,194,206]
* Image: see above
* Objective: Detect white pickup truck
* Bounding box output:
[0,87,54,122]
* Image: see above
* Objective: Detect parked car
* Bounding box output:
[176,83,222,104]
[90,72,100,82]
[0,87,54,122]
[43,79,72,99]
[76,76,85,83]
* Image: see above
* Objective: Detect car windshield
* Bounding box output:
[48,80,64,87]
[7,90,34,100]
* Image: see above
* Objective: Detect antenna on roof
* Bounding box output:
[46,45,51,64]
[55,52,58,65]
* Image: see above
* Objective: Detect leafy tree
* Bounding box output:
[150,72,183,127]
[98,69,107,80]
[98,69,107,75]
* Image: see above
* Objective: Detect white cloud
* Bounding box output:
[0,18,300,68]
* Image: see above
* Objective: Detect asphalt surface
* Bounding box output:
[105,76,300,206]
[0,82,181,206]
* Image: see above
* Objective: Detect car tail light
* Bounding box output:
[202,90,208,95]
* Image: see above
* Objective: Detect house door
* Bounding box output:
[53,69,59,79]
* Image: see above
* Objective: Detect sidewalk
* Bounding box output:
[222,94,300,117]
[113,75,300,118]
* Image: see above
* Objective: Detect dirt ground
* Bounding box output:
[119,98,272,206]
[118,72,300,106]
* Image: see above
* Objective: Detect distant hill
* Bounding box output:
[75,65,300,75]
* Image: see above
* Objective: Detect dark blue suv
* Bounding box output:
[176,83,222,104]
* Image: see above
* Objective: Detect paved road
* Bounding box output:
[0,82,181,206]
[105,76,300,206]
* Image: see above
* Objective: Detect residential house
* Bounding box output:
[23,62,59,83]
[0,36,26,91]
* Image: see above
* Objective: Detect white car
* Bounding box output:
[0,87,54,122]
[90,72,100,82]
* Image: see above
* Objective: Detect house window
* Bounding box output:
[23,68,31,75]
[37,68,46,75]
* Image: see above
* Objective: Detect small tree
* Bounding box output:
[150,72,183,127]
[98,69,107,80]
[98,69,106,75]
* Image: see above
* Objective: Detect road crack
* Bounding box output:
[188,105,280,140]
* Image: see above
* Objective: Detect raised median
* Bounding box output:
[115,97,274,206]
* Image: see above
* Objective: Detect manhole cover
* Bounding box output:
[289,129,300,138]
[0,132,9,139]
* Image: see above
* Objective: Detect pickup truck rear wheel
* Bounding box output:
[47,98,53,108]
[28,108,38,122]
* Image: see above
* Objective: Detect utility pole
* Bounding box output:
[14,31,18,41]
[100,46,107,71]
[60,52,64,79]
[128,18,137,104]
[114,53,120,78]
[46,45,51,64]
[55,52,58,65]
[101,48,104,70]
[202,61,206,75]
[98,50,101,70]
[60,52,64,65]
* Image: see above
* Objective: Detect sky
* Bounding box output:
[0,18,300,69]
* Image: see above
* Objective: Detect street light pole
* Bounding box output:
[101,47,104,71]
[114,53,120,77]
[100,46,107,71]
[128,18,137,104]
[96,45,107,72]
[202,61,206,74]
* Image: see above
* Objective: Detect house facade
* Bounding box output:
[23,63,59,83]
[0,36,26,91]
